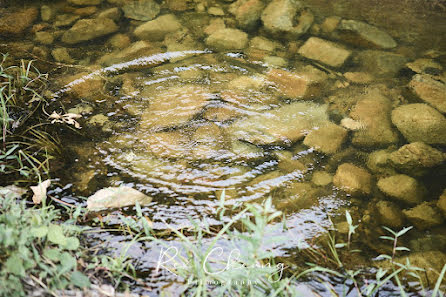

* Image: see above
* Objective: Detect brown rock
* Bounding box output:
[403,202,444,230]
[0,8,38,35]
[409,74,446,113]
[437,190,446,217]
[298,37,351,68]
[333,163,372,196]
[377,174,425,205]
[350,88,399,147]
[303,122,348,154]
[375,200,405,228]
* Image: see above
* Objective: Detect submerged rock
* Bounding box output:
[61,18,118,44]
[437,190,446,217]
[389,142,445,177]
[229,101,328,146]
[391,103,446,145]
[403,202,444,230]
[0,8,38,35]
[68,0,102,5]
[355,50,407,77]
[52,48,74,63]
[134,14,182,41]
[35,31,54,45]
[142,131,191,159]
[333,163,372,196]
[377,174,425,205]
[274,151,307,173]
[122,0,160,21]
[98,41,155,66]
[87,186,152,211]
[409,74,446,113]
[375,200,405,228]
[303,122,347,154]
[406,58,443,75]
[311,171,333,186]
[298,37,351,67]
[367,149,397,176]
[336,19,397,49]
[229,0,265,30]
[205,28,248,51]
[349,89,399,147]
[261,0,313,38]
[391,251,446,286]
[267,67,327,99]
[140,85,212,130]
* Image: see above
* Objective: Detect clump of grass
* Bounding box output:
[0,53,60,184]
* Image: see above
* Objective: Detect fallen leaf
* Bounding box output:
[31,179,51,204]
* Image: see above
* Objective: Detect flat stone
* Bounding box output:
[0,8,38,35]
[375,200,405,228]
[344,72,374,84]
[41,5,54,22]
[267,67,327,99]
[98,41,154,66]
[205,28,248,51]
[377,174,425,205]
[134,14,182,41]
[208,7,225,16]
[140,85,212,130]
[203,105,242,122]
[349,88,399,147]
[298,37,351,67]
[336,19,397,49]
[389,142,445,177]
[303,122,348,154]
[409,74,446,113]
[406,58,443,74]
[391,103,446,145]
[403,202,444,230]
[73,6,97,16]
[62,18,118,44]
[249,36,278,52]
[87,186,152,211]
[229,0,265,30]
[229,102,328,146]
[333,163,372,196]
[122,0,160,21]
[107,33,131,49]
[68,0,101,5]
[320,16,340,33]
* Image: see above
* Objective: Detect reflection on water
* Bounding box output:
[1,0,445,294]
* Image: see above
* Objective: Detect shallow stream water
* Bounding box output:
[1,0,445,295]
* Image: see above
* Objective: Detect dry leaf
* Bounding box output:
[31,180,51,204]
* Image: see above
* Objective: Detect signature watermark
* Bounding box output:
[155,246,285,284]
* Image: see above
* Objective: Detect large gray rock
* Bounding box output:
[409,74,446,113]
[333,163,372,196]
[391,103,446,145]
[261,0,313,38]
[205,28,248,51]
[134,14,182,41]
[61,18,118,44]
[336,19,397,49]
[122,0,160,21]
[377,174,425,205]
[298,37,351,67]
[303,122,348,154]
[403,202,444,230]
[229,0,265,30]
[349,89,399,147]
[229,102,328,146]
[389,142,445,176]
